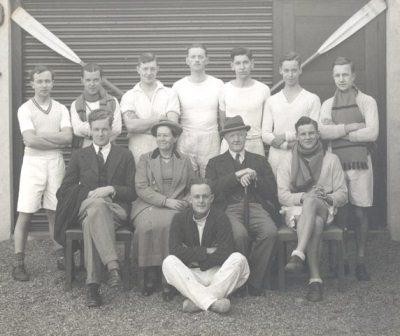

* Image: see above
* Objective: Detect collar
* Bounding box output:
[132,80,164,93]
[151,147,181,159]
[229,149,245,162]
[93,142,111,154]
[193,209,211,224]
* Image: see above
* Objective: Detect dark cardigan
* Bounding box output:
[169,206,235,271]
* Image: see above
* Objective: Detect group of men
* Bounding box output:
[12,43,379,313]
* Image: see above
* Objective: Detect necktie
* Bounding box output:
[97,146,105,166]
[235,153,241,165]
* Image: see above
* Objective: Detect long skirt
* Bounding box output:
[133,206,179,267]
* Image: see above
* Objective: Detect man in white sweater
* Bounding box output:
[319,57,379,281]
[277,116,347,302]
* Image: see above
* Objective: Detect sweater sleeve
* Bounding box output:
[318,98,347,140]
[277,155,304,206]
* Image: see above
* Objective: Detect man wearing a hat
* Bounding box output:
[205,116,278,296]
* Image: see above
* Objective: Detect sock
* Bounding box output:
[309,278,323,284]
[15,252,25,267]
[292,250,305,261]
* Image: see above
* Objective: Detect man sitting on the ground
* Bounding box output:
[57,109,136,307]
[162,179,249,314]
[277,116,347,302]
[206,115,277,296]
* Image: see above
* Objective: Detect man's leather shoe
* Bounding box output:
[248,284,265,297]
[306,282,323,302]
[86,284,102,307]
[108,269,122,289]
[12,265,30,282]
[162,284,176,302]
[285,255,304,273]
[355,263,371,281]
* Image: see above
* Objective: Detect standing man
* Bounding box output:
[262,51,321,175]
[162,179,249,314]
[12,65,72,281]
[206,116,277,296]
[173,43,224,177]
[70,63,122,148]
[57,109,136,307]
[219,47,270,156]
[277,117,347,301]
[120,53,179,163]
[319,56,379,281]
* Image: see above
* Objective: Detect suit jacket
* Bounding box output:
[58,144,136,216]
[205,150,279,217]
[130,148,196,220]
[169,207,235,271]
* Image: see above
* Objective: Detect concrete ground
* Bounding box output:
[0,231,399,336]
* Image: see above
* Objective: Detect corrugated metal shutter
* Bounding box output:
[20,0,273,231]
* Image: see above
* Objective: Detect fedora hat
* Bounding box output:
[220,115,251,136]
[151,117,183,137]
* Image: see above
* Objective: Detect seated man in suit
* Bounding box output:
[277,116,347,302]
[205,116,277,296]
[162,179,249,314]
[57,109,136,307]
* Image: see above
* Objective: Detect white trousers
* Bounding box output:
[162,252,249,310]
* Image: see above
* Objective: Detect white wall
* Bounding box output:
[0,0,12,241]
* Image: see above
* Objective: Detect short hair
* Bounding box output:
[187,43,208,56]
[81,63,103,78]
[138,52,157,66]
[88,109,113,128]
[29,65,54,81]
[332,56,355,73]
[295,116,318,132]
[189,177,213,194]
[230,47,253,61]
[279,51,302,68]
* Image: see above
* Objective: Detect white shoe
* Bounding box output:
[182,299,202,313]
[209,298,231,314]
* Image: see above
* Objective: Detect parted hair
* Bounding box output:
[187,43,208,56]
[189,177,213,194]
[88,109,113,128]
[230,47,253,60]
[29,65,55,81]
[279,51,302,67]
[295,116,318,132]
[332,56,355,73]
[81,62,103,77]
[138,52,157,66]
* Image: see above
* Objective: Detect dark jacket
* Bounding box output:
[169,207,235,271]
[205,150,279,217]
[54,144,136,244]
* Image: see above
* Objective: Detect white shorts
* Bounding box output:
[280,204,336,230]
[344,155,373,207]
[17,154,65,213]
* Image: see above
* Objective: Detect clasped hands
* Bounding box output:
[303,185,333,206]
[235,168,257,187]
[87,186,115,199]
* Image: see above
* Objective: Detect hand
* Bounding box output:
[240,173,253,187]
[206,247,217,254]
[87,186,115,199]
[235,168,256,179]
[345,123,365,133]
[271,134,286,148]
[286,141,296,149]
[321,118,335,125]
[165,199,189,210]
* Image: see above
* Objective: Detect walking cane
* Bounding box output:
[244,186,250,227]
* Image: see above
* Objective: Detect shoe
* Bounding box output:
[285,255,304,273]
[12,265,30,281]
[209,298,231,314]
[56,257,65,271]
[306,282,323,302]
[162,284,176,302]
[248,284,265,297]
[355,263,371,281]
[142,267,157,296]
[182,299,202,313]
[86,284,102,307]
[108,269,122,289]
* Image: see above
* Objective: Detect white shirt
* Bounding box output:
[229,149,245,164]
[219,80,270,139]
[262,89,321,149]
[173,75,224,133]
[93,142,111,162]
[193,210,210,244]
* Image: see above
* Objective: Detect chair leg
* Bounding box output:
[328,240,335,274]
[336,239,345,292]
[277,240,286,291]
[65,236,73,291]
[123,236,132,290]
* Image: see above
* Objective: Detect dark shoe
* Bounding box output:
[108,269,122,289]
[285,255,304,273]
[56,257,65,271]
[162,284,176,302]
[248,284,265,297]
[142,281,155,296]
[142,267,157,296]
[355,263,371,281]
[86,284,102,307]
[306,282,323,302]
[12,265,30,281]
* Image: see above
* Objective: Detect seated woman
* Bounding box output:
[131,118,196,297]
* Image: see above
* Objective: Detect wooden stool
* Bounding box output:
[65,227,133,291]
[277,225,345,291]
